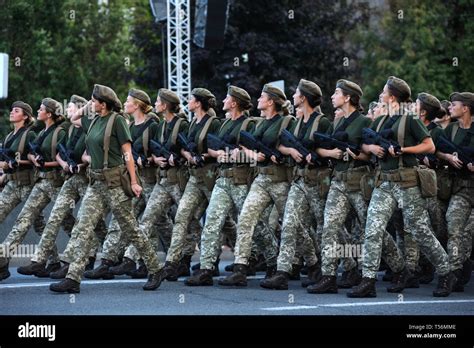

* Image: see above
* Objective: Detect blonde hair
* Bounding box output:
[131,96,153,114]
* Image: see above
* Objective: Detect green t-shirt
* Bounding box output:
[370,114,430,171]
[32,125,66,172]
[251,114,295,166]
[130,119,160,157]
[185,114,221,154]
[331,111,372,172]
[2,127,36,172]
[155,116,190,156]
[64,125,86,164]
[82,113,132,170]
[444,121,474,178]
[217,115,256,168]
[289,112,332,143]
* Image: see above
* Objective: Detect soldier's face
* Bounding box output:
[449,101,465,119]
[10,107,25,123]
[331,88,345,108]
[66,103,78,119]
[379,85,392,104]
[155,97,166,113]
[90,97,102,113]
[293,89,304,108]
[188,96,198,112]
[37,104,50,121]
[415,99,424,118]
[222,95,234,112]
[257,93,271,111]
[124,96,138,114]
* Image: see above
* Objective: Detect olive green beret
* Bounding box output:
[450,92,474,110]
[42,98,63,116]
[263,84,287,101]
[336,79,363,97]
[298,79,322,98]
[227,85,251,104]
[386,76,411,101]
[418,93,441,110]
[92,84,122,111]
[191,88,215,100]
[12,101,33,118]
[69,94,87,106]
[158,88,181,105]
[129,88,151,106]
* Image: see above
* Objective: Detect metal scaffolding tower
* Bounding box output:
[167,0,191,110]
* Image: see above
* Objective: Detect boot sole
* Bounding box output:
[347,292,376,298]
[260,284,288,290]
[184,281,214,286]
[218,282,247,287]
[49,286,80,294]
[307,288,338,294]
[0,271,11,281]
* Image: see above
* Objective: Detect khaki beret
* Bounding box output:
[418,92,441,110]
[450,92,474,110]
[227,85,251,104]
[42,98,63,116]
[298,79,322,98]
[12,101,33,118]
[92,84,122,111]
[191,88,215,100]
[129,88,151,105]
[336,79,363,97]
[263,84,287,101]
[69,94,87,106]
[158,88,181,105]
[386,76,411,101]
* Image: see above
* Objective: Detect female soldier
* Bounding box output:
[0,101,37,280]
[49,84,164,293]
[219,84,294,287]
[84,88,163,280]
[0,98,66,280]
[350,76,455,298]
[162,88,221,280]
[261,79,331,290]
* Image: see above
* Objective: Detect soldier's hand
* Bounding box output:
[423,156,431,167]
[346,147,357,159]
[306,153,313,164]
[136,156,143,168]
[217,150,228,163]
[256,152,266,162]
[230,148,240,161]
[328,148,343,159]
[270,155,279,164]
[131,183,142,197]
[155,157,167,168]
[388,145,401,157]
[0,161,8,170]
[62,162,70,172]
[291,149,303,163]
[467,162,474,172]
[370,144,385,158]
[447,153,463,169]
[169,154,176,167]
[32,156,41,167]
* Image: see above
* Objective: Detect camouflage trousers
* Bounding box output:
[66,180,161,283]
[249,204,280,267]
[446,186,474,271]
[321,179,404,277]
[100,178,158,263]
[362,181,450,279]
[0,178,63,267]
[0,179,47,239]
[124,177,180,263]
[199,177,248,270]
[234,173,289,265]
[165,174,210,263]
[277,177,325,273]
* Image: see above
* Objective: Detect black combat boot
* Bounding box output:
[307,275,338,294]
[301,261,322,288]
[85,257,96,271]
[50,262,69,279]
[419,263,435,284]
[247,259,257,276]
[289,264,302,280]
[452,269,464,292]
[347,277,377,298]
[191,262,201,271]
[83,259,115,280]
[184,269,214,286]
[260,270,289,290]
[176,255,192,277]
[433,272,456,297]
[337,267,362,289]
[109,257,137,276]
[382,269,393,282]
[34,262,61,278]
[224,263,235,272]
[462,259,472,285]
[300,265,308,276]
[387,268,411,293]
[163,261,180,281]
[143,268,166,291]
[17,262,46,276]
[212,258,220,277]
[0,262,10,281]
[264,265,277,279]
[127,260,148,279]
[218,264,248,287]
[49,278,80,293]
[405,270,420,288]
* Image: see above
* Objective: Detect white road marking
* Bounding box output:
[261,299,474,311]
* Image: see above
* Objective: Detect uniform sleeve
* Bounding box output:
[288,120,298,133]
[286,117,296,131]
[57,128,67,146]
[443,123,454,139]
[409,116,431,143]
[246,120,256,134]
[208,118,221,135]
[430,127,444,146]
[148,121,160,140]
[115,115,132,146]
[81,116,92,132]
[318,117,332,134]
